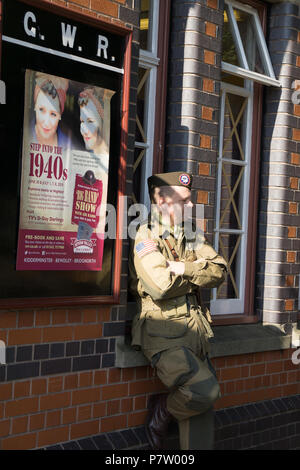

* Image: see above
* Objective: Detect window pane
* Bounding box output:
[220,162,244,231]
[140,0,150,51]
[234,8,264,74]
[222,9,239,66]
[135,67,150,143]
[223,93,247,162]
[216,232,241,299]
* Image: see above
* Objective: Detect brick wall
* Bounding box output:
[1,0,299,451]
[165,0,223,238]
[257,2,300,326]
[0,0,140,451]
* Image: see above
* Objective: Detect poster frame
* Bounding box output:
[0,0,132,308]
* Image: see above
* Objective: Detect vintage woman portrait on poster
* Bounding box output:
[16,69,115,271]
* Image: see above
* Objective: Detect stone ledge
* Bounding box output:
[115,323,291,368]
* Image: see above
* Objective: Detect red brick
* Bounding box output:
[202,106,213,120]
[286,275,295,287]
[288,226,297,238]
[101,414,127,433]
[250,363,265,376]
[93,402,107,418]
[5,397,39,417]
[203,78,214,93]
[14,381,30,398]
[0,384,12,401]
[291,152,300,165]
[207,0,218,8]
[40,392,71,411]
[78,405,92,422]
[8,328,42,346]
[205,22,217,37]
[62,407,76,424]
[0,312,17,329]
[71,419,99,439]
[290,177,298,189]
[102,383,128,400]
[128,410,147,427]
[79,371,93,387]
[12,416,28,434]
[198,162,210,176]
[108,368,122,383]
[38,426,69,448]
[107,400,120,416]
[289,202,298,214]
[69,0,89,7]
[94,370,107,385]
[293,128,300,140]
[134,396,146,410]
[98,306,111,322]
[2,433,37,450]
[287,251,296,263]
[35,310,51,326]
[128,378,165,396]
[121,398,133,413]
[29,413,45,431]
[43,326,73,342]
[68,310,82,323]
[204,50,215,65]
[73,324,102,340]
[72,387,101,405]
[48,376,64,393]
[52,310,67,324]
[18,311,34,328]
[83,308,97,323]
[46,410,61,428]
[285,299,294,311]
[197,190,209,204]
[64,374,79,390]
[200,134,211,148]
[32,379,47,395]
[0,420,10,437]
[220,366,241,381]
[91,0,118,17]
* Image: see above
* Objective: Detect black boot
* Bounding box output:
[145,394,172,449]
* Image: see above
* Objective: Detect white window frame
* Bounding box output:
[135,0,160,208]
[211,82,253,315]
[211,0,280,315]
[222,0,281,88]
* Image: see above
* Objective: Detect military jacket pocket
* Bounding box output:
[145,296,189,338]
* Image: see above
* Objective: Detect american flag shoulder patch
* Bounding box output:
[135,240,158,258]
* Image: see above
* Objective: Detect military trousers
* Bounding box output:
[149,346,220,450]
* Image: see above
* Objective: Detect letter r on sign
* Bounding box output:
[97,35,108,59]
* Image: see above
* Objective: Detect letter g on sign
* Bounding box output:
[24,11,37,38]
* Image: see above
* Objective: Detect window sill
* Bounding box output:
[115,323,291,368]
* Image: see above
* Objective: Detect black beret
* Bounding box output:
[148,171,192,193]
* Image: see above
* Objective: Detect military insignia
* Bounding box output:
[136,240,158,258]
[179,173,191,186]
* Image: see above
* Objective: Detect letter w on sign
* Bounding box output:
[136,240,158,258]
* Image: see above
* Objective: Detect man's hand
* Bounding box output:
[167,261,185,276]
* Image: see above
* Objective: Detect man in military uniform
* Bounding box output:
[129,172,227,450]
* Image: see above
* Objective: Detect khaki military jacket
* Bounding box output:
[129,216,227,359]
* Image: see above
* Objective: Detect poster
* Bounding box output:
[16,70,115,271]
